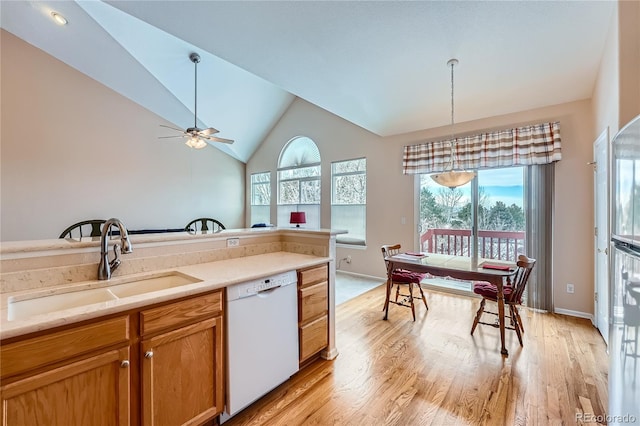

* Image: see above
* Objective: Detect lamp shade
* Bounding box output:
[430,171,475,189]
[290,212,306,227]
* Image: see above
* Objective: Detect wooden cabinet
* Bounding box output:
[297,264,329,363]
[0,290,225,426]
[0,317,131,426]
[139,293,224,426]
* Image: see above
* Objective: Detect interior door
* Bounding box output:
[594,128,610,344]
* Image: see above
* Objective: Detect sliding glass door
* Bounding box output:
[419,166,526,292]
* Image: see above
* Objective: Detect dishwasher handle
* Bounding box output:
[257,285,281,297]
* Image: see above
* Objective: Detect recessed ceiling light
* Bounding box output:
[51,12,68,26]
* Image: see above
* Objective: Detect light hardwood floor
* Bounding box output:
[224,285,608,426]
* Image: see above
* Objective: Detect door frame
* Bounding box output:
[593,127,610,344]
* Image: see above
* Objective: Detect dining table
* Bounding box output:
[383,252,517,356]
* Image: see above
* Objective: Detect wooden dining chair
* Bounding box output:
[381,244,428,321]
[185,218,225,233]
[59,219,106,239]
[470,254,536,346]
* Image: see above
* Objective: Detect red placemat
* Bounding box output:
[405,252,426,257]
[482,264,511,271]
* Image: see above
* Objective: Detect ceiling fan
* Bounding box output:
[160,52,234,149]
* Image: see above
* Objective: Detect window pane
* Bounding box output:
[332,158,366,174]
[279,165,320,180]
[278,137,321,168]
[251,205,270,225]
[476,167,526,262]
[251,172,270,184]
[300,180,321,204]
[333,205,366,245]
[279,180,300,204]
[333,175,366,204]
[419,175,473,257]
[251,172,271,225]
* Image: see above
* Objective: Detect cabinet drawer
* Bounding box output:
[140,290,222,336]
[299,281,328,323]
[299,315,328,362]
[298,264,328,289]
[1,316,130,379]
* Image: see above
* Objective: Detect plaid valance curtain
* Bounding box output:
[403,122,562,175]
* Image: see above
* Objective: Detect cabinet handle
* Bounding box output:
[145,350,154,359]
[121,360,130,368]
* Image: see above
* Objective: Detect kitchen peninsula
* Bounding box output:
[0,227,341,425]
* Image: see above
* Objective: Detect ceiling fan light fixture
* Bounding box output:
[430,58,476,189]
[185,136,207,150]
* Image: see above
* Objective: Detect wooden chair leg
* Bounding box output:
[471,298,486,335]
[417,283,429,310]
[409,283,416,321]
[512,305,524,334]
[510,304,523,346]
[382,279,391,312]
[395,283,400,303]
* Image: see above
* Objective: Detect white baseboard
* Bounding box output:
[336,270,385,282]
[553,308,594,321]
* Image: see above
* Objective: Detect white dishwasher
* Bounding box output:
[221,270,299,422]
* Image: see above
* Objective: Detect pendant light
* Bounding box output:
[430,59,475,188]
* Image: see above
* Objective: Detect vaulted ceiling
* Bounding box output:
[1,1,615,162]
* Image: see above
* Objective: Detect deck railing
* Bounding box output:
[421,228,526,262]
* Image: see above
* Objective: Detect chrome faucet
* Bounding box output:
[98,218,133,280]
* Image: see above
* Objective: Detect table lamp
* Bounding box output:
[290,212,306,228]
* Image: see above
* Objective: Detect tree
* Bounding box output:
[436,187,465,224]
[420,187,445,228]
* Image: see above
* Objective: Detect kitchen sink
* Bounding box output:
[6,272,201,321]
[7,288,118,321]
[107,272,201,298]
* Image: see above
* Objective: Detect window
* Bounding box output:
[250,172,271,226]
[277,137,321,228]
[331,158,366,245]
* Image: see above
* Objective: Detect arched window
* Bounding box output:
[277,136,321,228]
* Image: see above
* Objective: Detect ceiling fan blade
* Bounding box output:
[158,135,185,139]
[159,124,186,132]
[207,136,234,144]
[199,127,219,136]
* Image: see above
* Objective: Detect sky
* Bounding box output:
[421,166,525,207]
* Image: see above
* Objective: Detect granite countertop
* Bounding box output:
[1,251,329,340]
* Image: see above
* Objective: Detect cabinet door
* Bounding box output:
[141,316,223,426]
[0,347,130,426]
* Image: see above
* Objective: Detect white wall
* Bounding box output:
[0,31,245,241]
[247,96,596,315]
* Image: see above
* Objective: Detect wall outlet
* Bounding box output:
[226,238,240,247]
[566,283,575,294]
[346,256,352,264]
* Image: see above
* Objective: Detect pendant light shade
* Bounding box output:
[430,59,475,189]
[430,170,476,188]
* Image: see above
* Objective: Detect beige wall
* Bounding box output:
[618,0,640,127]
[247,96,596,314]
[0,31,245,241]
